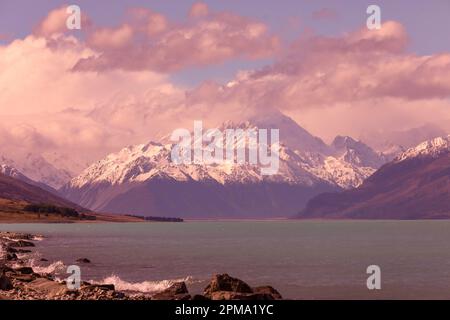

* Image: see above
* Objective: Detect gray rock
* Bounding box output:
[204,274,253,298]
[6,253,17,261]
[253,286,283,299]
[10,240,35,248]
[15,267,34,275]
[152,282,190,300]
[0,274,13,291]
[209,291,275,300]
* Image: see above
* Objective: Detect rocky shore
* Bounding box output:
[0,232,282,300]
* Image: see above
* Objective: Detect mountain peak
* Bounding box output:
[0,164,25,180]
[299,135,450,219]
[331,135,386,168]
[332,135,357,148]
[395,135,450,163]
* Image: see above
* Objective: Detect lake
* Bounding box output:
[2,220,450,299]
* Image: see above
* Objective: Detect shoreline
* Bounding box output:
[0,231,282,300]
[0,212,148,224]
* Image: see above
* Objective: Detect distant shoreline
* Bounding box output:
[0,211,146,224]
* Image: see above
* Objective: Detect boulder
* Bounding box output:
[6,246,18,253]
[204,274,253,298]
[16,249,32,254]
[6,253,18,261]
[84,284,115,291]
[253,286,283,299]
[152,282,191,300]
[0,274,13,291]
[27,278,68,298]
[209,291,275,300]
[11,274,36,283]
[0,266,13,274]
[76,258,91,264]
[15,267,34,275]
[10,240,35,248]
[0,232,34,240]
[192,294,210,300]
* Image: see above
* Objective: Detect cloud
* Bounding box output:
[222,21,450,111]
[189,2,209,18]
[88,24,134,49]
[1,11,450,174]
[73,8,279,73]
[0,35,176,116]
[0,124,54,150]
[0,33,191,167]
[34,6,90,37]
[172,21,450,140]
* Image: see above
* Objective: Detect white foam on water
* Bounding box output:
[95,275,196,294]
[30,260,66,274]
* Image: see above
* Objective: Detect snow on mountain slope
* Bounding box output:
[0,163,59,194]
[0,153,71,189]
[68,113,385,192]
[394,135,450,163]
[299,135,450,219]
[0,164,28,181]
[69,140,323,189]
[62,112,391,218]
[332,135,387,168]
[305,155,376,189]
[42,151,89,178]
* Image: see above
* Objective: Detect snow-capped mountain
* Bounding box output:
[298,135,450,219]
[62,113,392,218]
[0,163,58,194]
[0,164,28,181]
[360,123,447,153]
[394,135,450,163]
[331,136,387,168]
[0,153,72,189]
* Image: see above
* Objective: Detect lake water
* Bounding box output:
[2,220,450,299]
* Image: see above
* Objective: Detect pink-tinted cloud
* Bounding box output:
[189,2,209,18]
[1,15,450,172]
[34,6,90,37]
[229,20,450,109]
[88,24,134,49]
[176,21,450,140]
[73,7,279,73]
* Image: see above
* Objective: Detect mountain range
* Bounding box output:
[2,112,447,219]
[298,136,450,219]
[60,113,389,218]
[0,153,71,189]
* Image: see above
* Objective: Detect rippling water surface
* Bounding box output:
[2,220,450,299]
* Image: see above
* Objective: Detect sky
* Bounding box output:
[1,1,450,171]
[2,0,450,84]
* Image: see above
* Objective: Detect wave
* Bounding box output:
[95,275,197,294]
[30,260,66,274]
